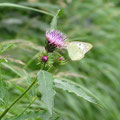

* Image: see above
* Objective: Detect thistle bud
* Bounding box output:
[59,57,62,61]
[42,56,48,62]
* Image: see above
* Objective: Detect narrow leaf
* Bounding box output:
[0,78,8,106]
[1,63,23,78]
[0,3,54,16]
[0,43,2,52]
[50,9,62,29]
[0,58,6,64]
[23,70,36,98]
[0,63,8,106]
[54,79,97,104]
[37,70,55,115]
[1,43,14,53]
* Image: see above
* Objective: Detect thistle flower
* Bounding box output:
[45,29,68,52]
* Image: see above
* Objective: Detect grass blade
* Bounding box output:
[0,3,54,16]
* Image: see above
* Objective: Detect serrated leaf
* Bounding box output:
[54,79,97,104]
[37,70,55,115]
[50,9,62,29]
[1,43,14,53]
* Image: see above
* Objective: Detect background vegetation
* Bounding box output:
[0,0,120,120]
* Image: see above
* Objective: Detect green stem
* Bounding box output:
[0,77,37,120]
[20,96,37,115]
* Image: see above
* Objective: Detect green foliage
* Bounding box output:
[0,3,54,16]
[23,70,36,99]
[50,9,62,30]
[0,0,120,120]
[0,58,7,64]
[6,110,58,120]
[54,79,97,104]
[37,70,55,115]
[1,43,14,54]
[0,78,8,106]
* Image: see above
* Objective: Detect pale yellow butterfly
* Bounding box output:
[67,41,93,61]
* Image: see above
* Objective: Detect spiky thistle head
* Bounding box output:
[45,29,68,52]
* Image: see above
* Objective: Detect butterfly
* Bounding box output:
[67,41,93,61]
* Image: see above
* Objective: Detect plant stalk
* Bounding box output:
[0,77,37,120]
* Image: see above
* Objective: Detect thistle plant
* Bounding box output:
[0,4,101,120]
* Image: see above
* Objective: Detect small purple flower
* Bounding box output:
[46,29,68,48]
[42,56,48,62]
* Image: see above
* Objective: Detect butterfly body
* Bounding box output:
[67,41,93,61]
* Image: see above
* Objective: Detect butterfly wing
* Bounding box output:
[67,42,84,61]
[67,42,93,61]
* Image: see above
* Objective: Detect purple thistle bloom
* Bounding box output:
[46,29,68,49]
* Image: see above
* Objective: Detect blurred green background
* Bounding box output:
[0,0,120,120]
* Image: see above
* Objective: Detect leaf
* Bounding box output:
[20,2,59,10]
[54,79,97,104]
[23,70,36,98]
[0,58,8,64]
[6,111,60,120]
[0,3,54,16]
[0,78,8,106]
[6,110,52,120]
[1,43,14,53]
[50,9,63,29]
[1,63,23,77]
[0,43,2,52]
[37,70,55,115]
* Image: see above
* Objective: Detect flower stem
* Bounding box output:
[0,77,37,119]
[20,96,37,115]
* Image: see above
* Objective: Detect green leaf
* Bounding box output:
[37,70,55,115]
[0,43,2,52]
[20,2,59,10]
[0,79,8,106]
[23,70,36,98]
[50,9,63,29]
[1,43,14,54]
[54,79,97,104]
[0,58,7,64]
[6,110,52,120]
[1,63,23,77]
[0,3,54,16]
[6,111,60,120]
